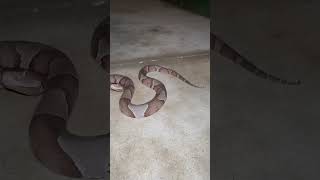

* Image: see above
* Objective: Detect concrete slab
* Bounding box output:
[0,0,210,179]
[110,0,210,63]
[109,1,210,178]
[110,55,210,180]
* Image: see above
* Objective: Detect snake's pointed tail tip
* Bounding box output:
[288,80,301,85]
[195,85,205,88]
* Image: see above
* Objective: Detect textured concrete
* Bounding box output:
[110,0,210,179]
[110,0,210,62]
[110,56,210,180]
[0,0,210,179]
[213,0,319,179]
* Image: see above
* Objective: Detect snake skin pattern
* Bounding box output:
[0,13,300,180]
[109,65,202,118]
[0,16,199,179]
[90,18,202,118]
[211,33,301,85]
[0,22,109,178]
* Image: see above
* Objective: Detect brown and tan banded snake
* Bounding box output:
[0,20,110,178]
[0,17,200,179]
[0,15,300,179]
[107,32,301,119]
[92,17,203,118]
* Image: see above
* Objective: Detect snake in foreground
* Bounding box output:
[0,17,201,178]
[0,17,300,178]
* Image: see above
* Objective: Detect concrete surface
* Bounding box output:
[110,0,210,179]
[110,56,210,180]
[0,1,108,180]
[110,0,210,62]
[0,0,211,179]
[213,0,320,179]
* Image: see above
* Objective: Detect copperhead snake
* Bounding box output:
[0,20,109,178]
[0,17,201,179]
[0,14,300,179]
[109,66,203,118]
[92,18,202,118]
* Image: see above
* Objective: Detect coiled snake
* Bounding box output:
[0,17,202,179]
[93,18,202,118]
[0,16,300,179]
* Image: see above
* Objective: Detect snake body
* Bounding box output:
[1,32,109,178]
[0,17,200,179]
[90,18,202,118]
[0,15,300,179]
[109,65,201,118]
[211,33,301,85]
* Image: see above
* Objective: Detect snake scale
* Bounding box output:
[0,15,300,179]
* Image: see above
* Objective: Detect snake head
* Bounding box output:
[110,83,123,92]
